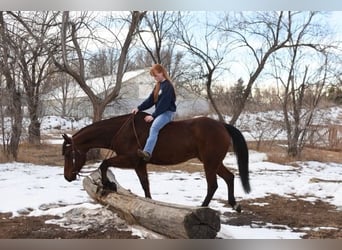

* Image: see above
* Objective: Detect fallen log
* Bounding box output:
[82,170,221,239]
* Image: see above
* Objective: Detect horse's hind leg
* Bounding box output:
[217,163,241,213]
[201,164,219,207]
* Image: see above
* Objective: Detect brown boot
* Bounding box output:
[137,149,151,161]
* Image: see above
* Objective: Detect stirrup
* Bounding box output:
[137,149,151,161]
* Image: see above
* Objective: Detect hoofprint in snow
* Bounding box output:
[0,150,341,239]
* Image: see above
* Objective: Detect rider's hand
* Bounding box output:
[144,115,154,123]
[132,108,139,115]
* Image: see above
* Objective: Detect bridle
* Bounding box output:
[63,137,86,177]
[65,139,98,178]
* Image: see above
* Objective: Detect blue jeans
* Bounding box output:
[144,111,175,155]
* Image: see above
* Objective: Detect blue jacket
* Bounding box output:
[137,80,176,118]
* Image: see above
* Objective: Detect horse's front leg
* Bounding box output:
[99,158,117,192]
[134,163,151,199]
[98,155,144,195]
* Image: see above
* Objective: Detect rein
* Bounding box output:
[68,114,143,178]
[108,113,142,153]
[132,115,143,149]
[70,141,97,178]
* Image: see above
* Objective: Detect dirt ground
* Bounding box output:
[0,213,138,239]
[0,193,341,239]
[222,194,342,239]
[0,143,341,239]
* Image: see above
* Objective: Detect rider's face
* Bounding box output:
[151,71,165,83]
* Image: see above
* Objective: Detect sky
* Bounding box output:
[329,11,342,39]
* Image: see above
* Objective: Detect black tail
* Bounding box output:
[224,124,251,193]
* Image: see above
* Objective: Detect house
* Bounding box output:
[42,69,210,119]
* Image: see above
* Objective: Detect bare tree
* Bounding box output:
[176,12,229,121]
[11,12,60,144]
[269,13,337,157]
[6,11,62,145]
[57,11,146,122]
[87,47,118,78]
[138,11,184,80]
[219,11,326,125]
[42,72,81,118]
[0,12,23,159]
[276,54,332,157]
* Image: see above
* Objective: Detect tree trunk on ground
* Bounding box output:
[83,170,221,239]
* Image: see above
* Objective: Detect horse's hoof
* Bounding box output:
[102,181,117,192]
[100,189,110,196]
[233,203,241,213]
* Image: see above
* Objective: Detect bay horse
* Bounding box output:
[62,112,250,212]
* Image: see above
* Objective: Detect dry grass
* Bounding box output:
[247,141,342,165]
[0,143,64,166]
[147,159,204,173]
[0,140,340,169]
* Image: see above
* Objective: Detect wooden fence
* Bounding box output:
[306,125,342,150]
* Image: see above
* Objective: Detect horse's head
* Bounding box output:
[62,133,86,182]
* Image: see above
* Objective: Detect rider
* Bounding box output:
[132,64,177,161]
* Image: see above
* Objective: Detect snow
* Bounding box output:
[218,224,303,239]
[0,163,90,216]
[1,106,341,239]
[0,152,340,239]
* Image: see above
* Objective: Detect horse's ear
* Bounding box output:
[62,133,72,144]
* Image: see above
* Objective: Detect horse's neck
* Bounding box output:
[73,115,130,152]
